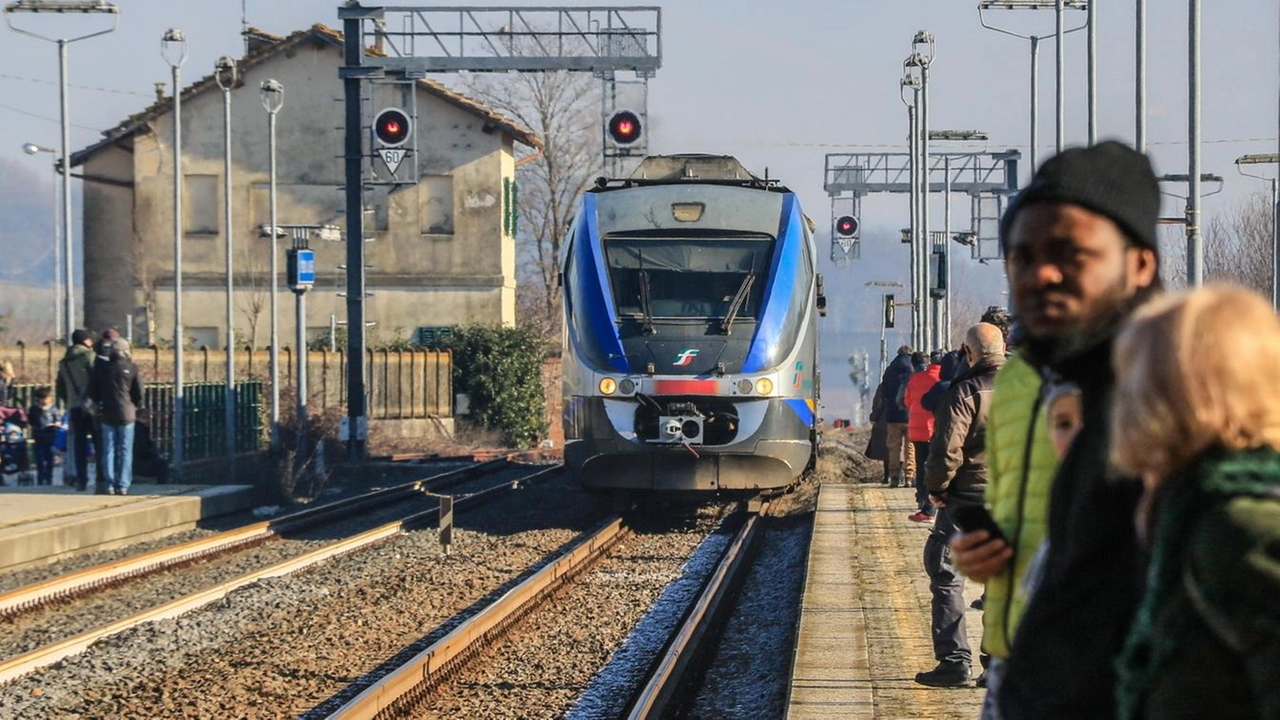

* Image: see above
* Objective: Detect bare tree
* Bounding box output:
[237,239,268,350]
[1205,190,1272,295]
[467,66,602,346]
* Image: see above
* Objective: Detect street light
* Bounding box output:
[977,0,1087,171]
[1235,153,1280,309]
[161,27,187,483]
[5,0,121,345]
[928,130,989,142]
[23,142,61,340]
[900,68,922,351]
[260,78,284,450]
[215,55,236,477]
[911,30,937,351]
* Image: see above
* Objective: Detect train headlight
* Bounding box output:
[755,378,774,395]
[599,377,618,396]
[737,379,753,394]
[618,378,636,395]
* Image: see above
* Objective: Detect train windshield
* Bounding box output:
[604,235,775,321]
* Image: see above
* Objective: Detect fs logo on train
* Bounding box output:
[673,349,700,366]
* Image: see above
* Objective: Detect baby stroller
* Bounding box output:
[0,407,30,486]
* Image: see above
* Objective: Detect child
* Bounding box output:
[28,387,62,486]
[1044,382,1084,460]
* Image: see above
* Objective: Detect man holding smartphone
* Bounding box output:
[915,322,1006,687]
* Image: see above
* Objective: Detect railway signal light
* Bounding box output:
[835,215,859,237]
[884,294,896,329]
[373,107,411,147]
[607,110,642,145]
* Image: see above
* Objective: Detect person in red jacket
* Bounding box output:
[902,351,944,522]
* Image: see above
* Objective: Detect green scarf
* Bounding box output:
[1115,446,1280,720]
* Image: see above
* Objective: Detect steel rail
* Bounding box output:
[0,463,561,686]
[0,457,514,619]
[625,503,768,719]
[328,513,630,720]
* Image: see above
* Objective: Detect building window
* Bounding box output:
[185,175,218,235]
[419,175,454,235]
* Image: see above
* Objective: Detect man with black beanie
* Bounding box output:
[948,141,1162,719]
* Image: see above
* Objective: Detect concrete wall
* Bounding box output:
[82,34,519,345]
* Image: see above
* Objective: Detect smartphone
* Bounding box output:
[953,504,1008,544]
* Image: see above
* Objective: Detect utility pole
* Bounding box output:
[1187,0,1203,287]
[215,55,237,478]
[913,31,936,351]
[1136,0,1147,151]
[162,28,188,483]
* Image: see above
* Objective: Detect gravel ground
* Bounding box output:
[0,472,608,719]
[417,505,734,720]
[0,461,478,595]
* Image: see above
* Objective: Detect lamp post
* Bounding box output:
[978,1,1087,171]
[23,142,61,340]
[1136,0,1147,151]
[260,79,284,450]
[912,31,936,351]
[5,0,121,345]
[215,55,236,477]
[162,27,187,483]
[1235,153,1280,308]
[901,70,922,350]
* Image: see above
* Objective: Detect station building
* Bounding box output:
[70,24,540,349]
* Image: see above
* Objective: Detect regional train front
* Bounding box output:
[561,155,823,492]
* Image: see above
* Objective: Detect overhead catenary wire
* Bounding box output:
[0,72,152,98]
[0,101,102,131]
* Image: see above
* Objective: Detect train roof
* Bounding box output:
[590,154,792,194]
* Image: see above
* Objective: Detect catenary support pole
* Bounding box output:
[217,58,236,477]
[342,12,368,459]
[1030,36,1040,172]
[1087,0,1097,144]
[1055,0,1065,153]
[1136,0,1147,151]
[920,59,932,351]
[1187,0,1202,286]
[162,30,188,484]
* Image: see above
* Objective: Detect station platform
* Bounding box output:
[0,481,256,572]
[787,480,985,719]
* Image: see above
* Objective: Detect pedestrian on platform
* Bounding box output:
[879,345,916,487]
[27,387,62,486]
[89,329,120,493]
[904,350,944,522]
[915,322,1006,687]
[1044,382,1082,460]
[1109,285,1280,720]
[56,329,96,491]
[960,327,1065,716]
[0,361,16,407]
[865,381,891,479]
[88,338,142,496]
[959,141,1162,720]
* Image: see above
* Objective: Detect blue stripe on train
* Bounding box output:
[784,398,815,426]
[744,193,802,373]
[577,194,628,372]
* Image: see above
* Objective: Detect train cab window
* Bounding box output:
[604,236,774,322]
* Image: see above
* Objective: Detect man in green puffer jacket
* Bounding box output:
[963,349,1060,714]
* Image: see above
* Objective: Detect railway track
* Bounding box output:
[325,502,768,720]
[0,459,557,686]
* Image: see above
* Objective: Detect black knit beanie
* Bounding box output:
[1000,140,1160,254]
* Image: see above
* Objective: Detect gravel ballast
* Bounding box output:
[0,472,604,719]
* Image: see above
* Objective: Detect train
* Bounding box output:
[560,154,824,493]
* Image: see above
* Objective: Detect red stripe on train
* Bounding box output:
[653,379,719,395]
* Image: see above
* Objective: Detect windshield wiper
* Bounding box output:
[719,270,756,335]
[638,252,656,335]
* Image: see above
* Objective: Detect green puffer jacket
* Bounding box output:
[981,353,1059,658]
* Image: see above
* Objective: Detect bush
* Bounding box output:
[445,325,547,448]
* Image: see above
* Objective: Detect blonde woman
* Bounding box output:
[1110,284,1280,719]
[0,361,15,407]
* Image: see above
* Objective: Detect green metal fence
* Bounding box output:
[6,381,264,463]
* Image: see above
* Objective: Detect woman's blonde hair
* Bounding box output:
[0,361,14,381]
[1111,283,1280,482]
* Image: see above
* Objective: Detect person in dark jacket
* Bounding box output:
[89,328,120,493]
[951,141,1163,719]
[88,338,143,496]
[914,322,1005,687]
[879,346,916,487]
[56,329,96,491]
[1109,285,1280,720]
[27,387,61,486]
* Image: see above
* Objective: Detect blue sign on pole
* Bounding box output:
[287,248,315,291]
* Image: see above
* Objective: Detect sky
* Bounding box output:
[1,0,1278,414]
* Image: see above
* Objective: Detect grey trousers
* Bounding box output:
[923,501,973,667]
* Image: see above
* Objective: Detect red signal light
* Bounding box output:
[373,107,411,148]
[836,215,859,237]
[607,110,642,145]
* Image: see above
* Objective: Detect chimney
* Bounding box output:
[154,82,167,103]
[242,26,277,56]
[372,19,386,54]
